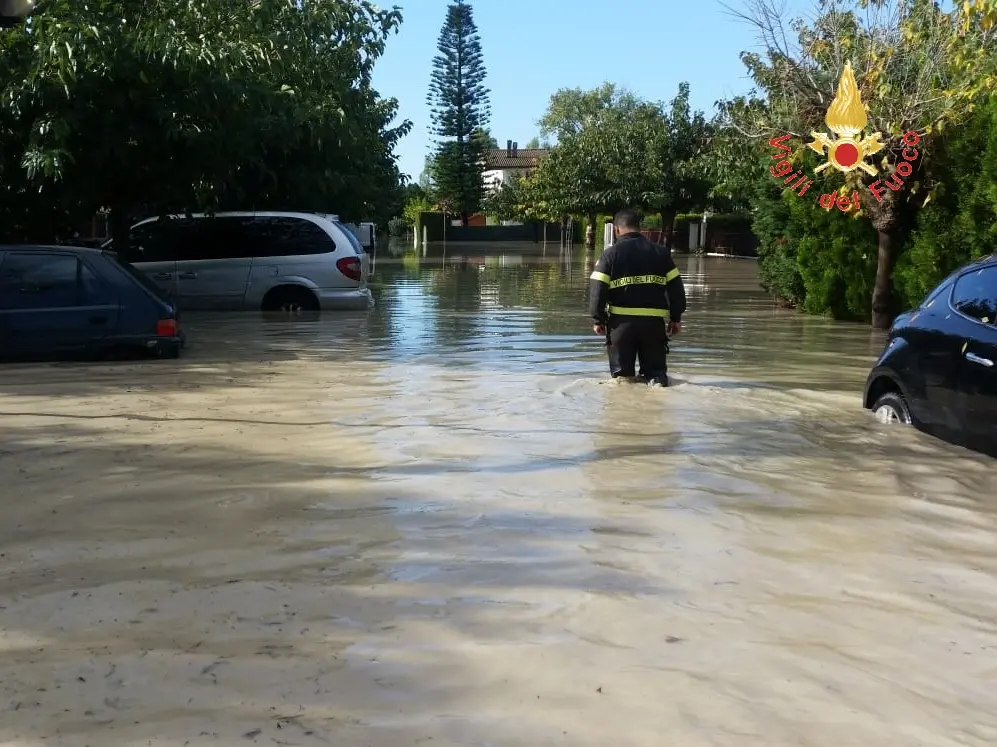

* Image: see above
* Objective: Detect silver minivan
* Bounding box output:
[102,211,373,311]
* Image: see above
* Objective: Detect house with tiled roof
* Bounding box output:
[482,140,550,194]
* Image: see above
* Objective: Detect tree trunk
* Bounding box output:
[871,229,899,330]
[659,209,676,250]
[861,163,911,330]
[460,211,469,227]
[585,213,596,250]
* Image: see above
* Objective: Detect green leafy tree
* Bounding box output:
[533,83,718,250]
[426,0,491,226]
[706,95,771,214]
[482,175,533,222]
[0,0,409,249]
[534,84,663,248]
[645,83,714,248]
[722,0,997,327]
[538,83,620,142]
[894,96,997,307]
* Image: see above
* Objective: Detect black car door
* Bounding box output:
[0,251,116,360]
[950,265,997,455]
[895,278,964,432]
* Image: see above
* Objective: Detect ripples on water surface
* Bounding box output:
[1,245,996,746]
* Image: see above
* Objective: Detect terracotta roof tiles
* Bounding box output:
[484,148,550,171]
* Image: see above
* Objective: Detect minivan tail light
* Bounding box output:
[336,257,362,282]
[157,318,178,337]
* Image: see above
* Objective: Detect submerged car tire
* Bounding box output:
[262,286,320,313]
[872,391,912,425]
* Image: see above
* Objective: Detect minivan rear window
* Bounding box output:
[253,217,336,256]
[334,221,366,254]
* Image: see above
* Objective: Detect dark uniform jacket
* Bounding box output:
[588,232,687,325]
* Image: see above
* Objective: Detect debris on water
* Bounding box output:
[666,636,683,643]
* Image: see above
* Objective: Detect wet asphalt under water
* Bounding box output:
[0,244,996,746]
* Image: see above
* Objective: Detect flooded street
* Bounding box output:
[2,246,996,746]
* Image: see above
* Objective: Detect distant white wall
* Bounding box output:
[482,168,529,193]
[483,167,531,226]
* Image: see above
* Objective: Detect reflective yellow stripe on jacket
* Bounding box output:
[607,305,670,318]
[590,271,611,284]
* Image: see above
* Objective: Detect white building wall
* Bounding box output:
[482,167,532,226]
[482,168,528,193]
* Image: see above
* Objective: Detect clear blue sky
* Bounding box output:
[371,0,813,182]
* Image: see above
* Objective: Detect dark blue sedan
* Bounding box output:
[863,255,997,457]
[0,244,184,362]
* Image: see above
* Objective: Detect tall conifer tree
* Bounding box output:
[426,0,490,226]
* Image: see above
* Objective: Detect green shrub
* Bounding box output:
[792,196,878,321]
[894,98,997,309]
[751,181,804,305]
[706,213,752,233]
[750,142,878,319]
[387,217,407,236]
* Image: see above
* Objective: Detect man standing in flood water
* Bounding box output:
[588,209,687,387]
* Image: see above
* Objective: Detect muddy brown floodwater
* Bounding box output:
[1,246,996,747]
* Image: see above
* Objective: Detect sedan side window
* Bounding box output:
[952,266,997,325]
[0,253,83,309]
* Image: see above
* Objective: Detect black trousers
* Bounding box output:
[605,316,669,381]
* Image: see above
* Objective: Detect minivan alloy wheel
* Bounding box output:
[262,286,320,314]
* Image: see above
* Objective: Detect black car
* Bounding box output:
[863,254,997,457]
[0,244,184,362]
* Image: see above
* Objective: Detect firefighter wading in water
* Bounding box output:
[588,209,687,387]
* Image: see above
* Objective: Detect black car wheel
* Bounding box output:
[872,391,912,425]
[262,286,320,313]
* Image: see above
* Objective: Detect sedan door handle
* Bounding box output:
[178,271,197,280]
[966,351,994,367]
[154,272,172,281]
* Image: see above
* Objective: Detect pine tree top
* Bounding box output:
[427,0,491,142]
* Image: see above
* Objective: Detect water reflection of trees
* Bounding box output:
[373,246,598,341]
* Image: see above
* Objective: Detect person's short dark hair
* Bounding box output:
[613,209,641,233]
